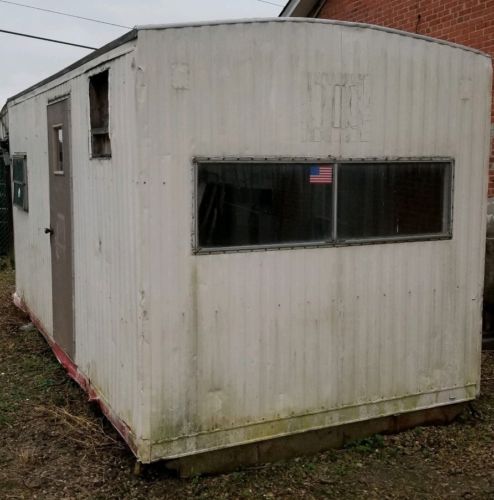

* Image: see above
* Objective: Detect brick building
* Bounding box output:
[282,0,494,195]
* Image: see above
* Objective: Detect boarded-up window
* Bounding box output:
[89,70,111,158]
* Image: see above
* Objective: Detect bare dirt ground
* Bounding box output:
[1,266,493,499]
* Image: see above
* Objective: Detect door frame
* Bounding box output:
[47,94,76,359]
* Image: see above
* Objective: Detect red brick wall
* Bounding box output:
[318,0,494,195]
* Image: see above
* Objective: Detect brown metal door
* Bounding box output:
[47,98,74,359]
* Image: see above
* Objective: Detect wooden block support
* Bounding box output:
[165,403,467,477]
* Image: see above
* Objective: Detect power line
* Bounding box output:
[0,0,130,29]
[0,28,96,50]
[0,0,284,29]
[255,0,285,6]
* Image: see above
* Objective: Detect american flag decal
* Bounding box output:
[309,164,333,184]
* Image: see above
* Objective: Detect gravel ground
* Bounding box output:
[0,266,493,499]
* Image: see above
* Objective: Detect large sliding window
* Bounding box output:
[195,159,452,253]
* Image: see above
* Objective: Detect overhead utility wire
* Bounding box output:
[1,0,283,26]
[255,0,285,6]
[0,0,130,29]
[0,28,96,50]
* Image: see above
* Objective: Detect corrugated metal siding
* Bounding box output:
[70,51,143,441]
[135,22,491,459]
[8,43,145,448]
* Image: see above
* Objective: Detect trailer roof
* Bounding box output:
[6,17,490,106]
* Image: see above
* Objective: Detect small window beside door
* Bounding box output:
[12,154,28,212]
[52,125,64,174]
[89,69,111,158]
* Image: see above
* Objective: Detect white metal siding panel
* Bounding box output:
[8,45,147,453]
[70,52,143,444]
[135,22,491,460]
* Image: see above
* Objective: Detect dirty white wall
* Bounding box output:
[7,40,147,447]
[134,20,492,460]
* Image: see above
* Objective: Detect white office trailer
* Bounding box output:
[2,19,492,470]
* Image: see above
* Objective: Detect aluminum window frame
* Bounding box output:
[192,156,454,255]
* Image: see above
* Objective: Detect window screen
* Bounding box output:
[337,162,451,240]
[197,162,334,248]
[89,70,111,158]
[12,155,28,212]
[195,159,452,252]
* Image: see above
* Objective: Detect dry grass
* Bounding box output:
[0,266,493,499]
[33,405,125,450]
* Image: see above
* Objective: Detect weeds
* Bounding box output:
[344,434,385,453]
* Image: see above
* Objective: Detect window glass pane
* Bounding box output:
[13,182,24,207]
[337,162,450,240]
[12,157,24,182]
[12,156,28,211]
[198,163,334,248]
[53,126,64,172]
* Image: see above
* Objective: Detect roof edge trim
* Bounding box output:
[136,18,490,58]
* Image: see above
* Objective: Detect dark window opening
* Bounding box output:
[337,162,451,240]
[195,159,453,253]
[12,155,28,212]
[89,70,111,158]
[198,163,334,248]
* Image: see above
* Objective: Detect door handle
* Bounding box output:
[44,227,54,235]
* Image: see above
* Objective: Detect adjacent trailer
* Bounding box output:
[4,19,492,472]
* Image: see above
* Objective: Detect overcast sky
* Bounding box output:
[0,0,284,104]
